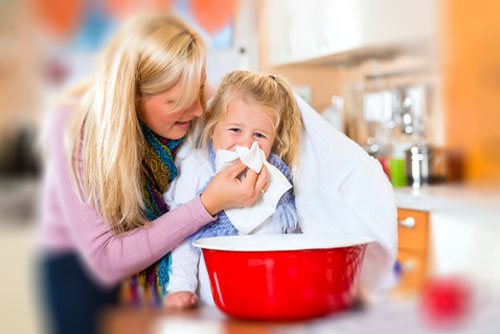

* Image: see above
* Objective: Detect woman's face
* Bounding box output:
[211,99,276,158]
[139,71,206,140]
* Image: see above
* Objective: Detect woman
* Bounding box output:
[37,13,268,334]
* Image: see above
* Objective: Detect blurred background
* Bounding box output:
[1,0,499,333]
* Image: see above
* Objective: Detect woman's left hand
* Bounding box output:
[200,161,269,215]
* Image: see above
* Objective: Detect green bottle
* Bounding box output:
[389,158,407,188]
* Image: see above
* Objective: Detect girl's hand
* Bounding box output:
[164,291,198,309]
[200,161,270,216]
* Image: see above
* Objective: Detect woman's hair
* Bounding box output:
[203,71,302,167]
[66,13,206,233]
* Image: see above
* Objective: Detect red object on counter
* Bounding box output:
[195,235,371,320]
[377,157,391,179]
[419,276,472,328]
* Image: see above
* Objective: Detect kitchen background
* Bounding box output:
[1,0,499,333]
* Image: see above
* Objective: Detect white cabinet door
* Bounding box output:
[430,211,500,293]
[267,0,292,66]
[321,0,364,54]
[266,0,436,66]
[267,0,316,65]
[287,0,316,62]
[359,0,436,47]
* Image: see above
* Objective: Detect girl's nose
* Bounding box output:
[238,135,254,148]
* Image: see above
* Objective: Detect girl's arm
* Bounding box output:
[166,241,200,294]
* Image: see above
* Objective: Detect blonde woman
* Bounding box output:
[162,71,302,308]
[38,14,268,334]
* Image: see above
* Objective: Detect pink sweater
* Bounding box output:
[38,107,215,287]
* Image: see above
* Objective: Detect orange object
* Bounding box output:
[105,0,173,19]
[442,0,500,181]
[32,0,84,39]
[190,0,238,35]
[394,208,430,295]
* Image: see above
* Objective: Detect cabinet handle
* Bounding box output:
[398,217,416,229]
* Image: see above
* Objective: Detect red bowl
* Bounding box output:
[193,234,373,320]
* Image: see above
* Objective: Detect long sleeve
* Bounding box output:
[167,241,200,293]
[38,108,215,287]
[162,148,214,293]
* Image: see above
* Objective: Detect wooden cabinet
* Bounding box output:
[265,0,436,67]
[394,208,430,295]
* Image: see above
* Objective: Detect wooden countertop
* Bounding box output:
[101,305,315,334]
[101,298,500,334]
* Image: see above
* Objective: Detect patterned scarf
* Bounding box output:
[121,124,184,308]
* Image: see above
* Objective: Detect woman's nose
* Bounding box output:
[188,98,203,118]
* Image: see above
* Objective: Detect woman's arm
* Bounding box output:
[43,108,268,287]
[45,109,215,287]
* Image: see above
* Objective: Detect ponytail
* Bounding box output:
[270,75,302,167]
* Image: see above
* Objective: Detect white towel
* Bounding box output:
[216,142,292,234]
[293,95,398,293]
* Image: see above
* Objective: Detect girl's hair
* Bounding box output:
[66,13,206,233]
[203,71,302,167]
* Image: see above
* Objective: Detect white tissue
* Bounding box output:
[215,142,292,234]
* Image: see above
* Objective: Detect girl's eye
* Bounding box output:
[229,128,241,133]
[166,100,175,105]
[254,133,266,139]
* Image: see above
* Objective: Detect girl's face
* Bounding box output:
[139,70,206,140]
[211,99,276,158]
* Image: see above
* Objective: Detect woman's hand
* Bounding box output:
[200,161,270,216]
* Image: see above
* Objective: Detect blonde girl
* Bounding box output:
[163,70,302,308]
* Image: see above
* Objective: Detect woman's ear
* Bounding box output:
[136,97,145,118]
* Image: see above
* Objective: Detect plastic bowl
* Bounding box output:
[193,234,373,320]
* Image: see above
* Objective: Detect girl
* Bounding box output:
[162,70,303,308]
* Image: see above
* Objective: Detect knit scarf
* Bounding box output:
[121,124,184,308]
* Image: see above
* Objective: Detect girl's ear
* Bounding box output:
[208,127,215,139]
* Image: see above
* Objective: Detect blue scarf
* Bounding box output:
[122,124,183,307]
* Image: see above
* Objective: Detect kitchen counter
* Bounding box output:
[393,184,500,216]
[102,299,499,334]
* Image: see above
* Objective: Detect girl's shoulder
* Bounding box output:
[165,148,212,206]
[175,147,212,188]
[176,145,210,171]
